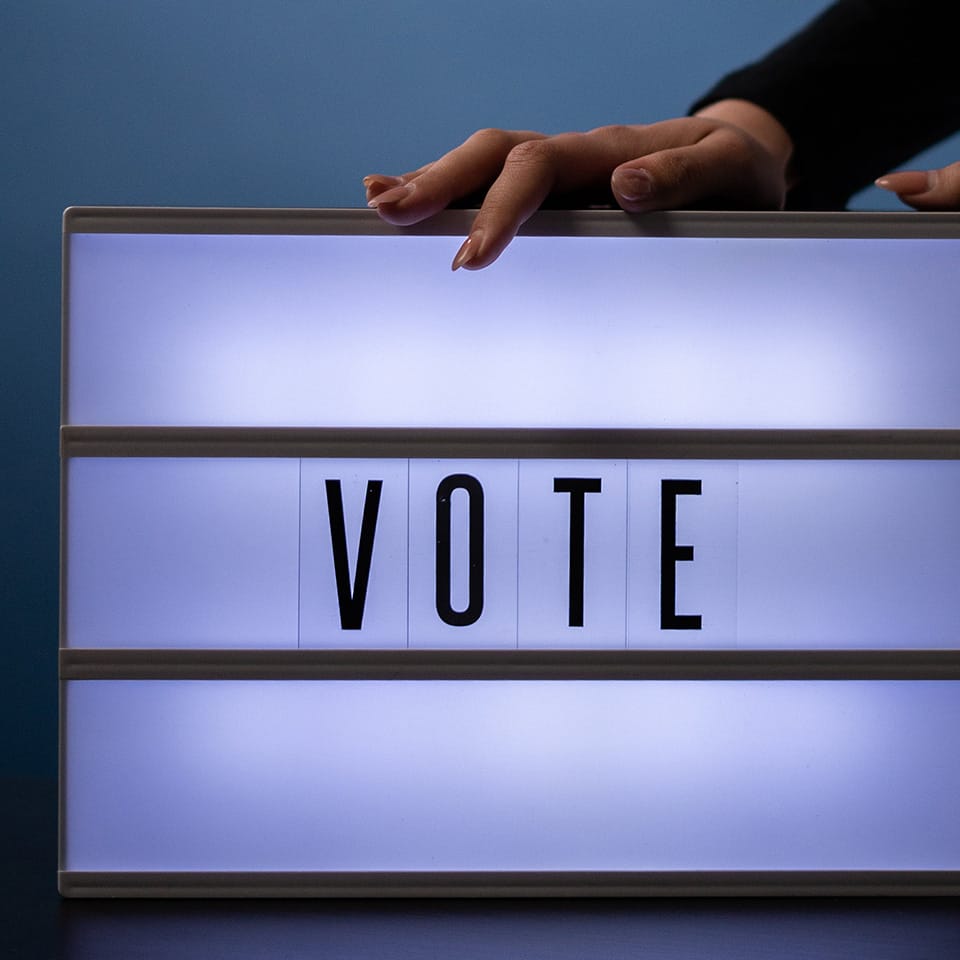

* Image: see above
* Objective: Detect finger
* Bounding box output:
[363,174,403,203]
[453,139,565,268]
[611,127,785,213]
[875,163,960,210]
[457,127,668,269]
[369,130,547,227]
[460,117,787,268]
[362,164,433,203]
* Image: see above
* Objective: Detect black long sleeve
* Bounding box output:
[691,0,960,209]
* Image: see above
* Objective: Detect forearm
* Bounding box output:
[692,0,960,208]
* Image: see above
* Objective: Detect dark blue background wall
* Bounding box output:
[3,0,959,777]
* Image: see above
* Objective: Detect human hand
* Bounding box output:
[364,100,793,270]
[875,162,960,210]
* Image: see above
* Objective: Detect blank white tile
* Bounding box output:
[66,459,299,648]
[737,461,960,647]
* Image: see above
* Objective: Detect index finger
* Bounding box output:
[457,126,667,269]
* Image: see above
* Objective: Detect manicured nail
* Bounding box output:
[613,168,654,202]
[363,174,402,188]
[367,182,415,208]
[875,170,935,195]
[451,232,483,271]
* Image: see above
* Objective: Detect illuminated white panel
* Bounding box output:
[407,460,518,648]
[518,461,627,648]
[67,234,960,428]
[299,460,408,648]
[627,463,739,648]
[64,679,960,872]
[66,459,300,648]
[67,458,960,650]
[737,461,960,647]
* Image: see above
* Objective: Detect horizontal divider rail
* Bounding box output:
[61,426,960,460]
[59,649,960,681]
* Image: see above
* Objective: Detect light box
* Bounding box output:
[60,207,960,896]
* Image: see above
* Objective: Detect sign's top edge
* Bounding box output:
[61,206,960,239]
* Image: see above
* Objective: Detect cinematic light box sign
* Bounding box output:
[59,208,960,897]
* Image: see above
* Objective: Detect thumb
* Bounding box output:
[610,132,784,213]
[610,148,713,213]
[875,162,960,210]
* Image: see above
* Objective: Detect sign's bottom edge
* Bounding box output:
[58,870,960,898]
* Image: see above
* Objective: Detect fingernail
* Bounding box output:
[613,168,654,202]
[367,182,415,208]
[363,174,402,190]
[875,170,935,195]
[451,232,483,271]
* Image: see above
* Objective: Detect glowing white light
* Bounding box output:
[66,458,300,648]
[67,458,960,650]
[64,679,960,872]
[67,234,960,428]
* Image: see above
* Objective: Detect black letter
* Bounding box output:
[661,479,702,630]
[553,478,603,627]
[325,479,382,630]
[436,474,484,626]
